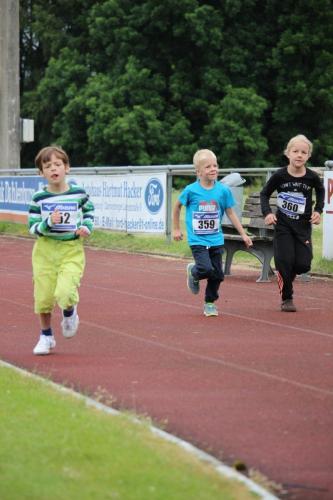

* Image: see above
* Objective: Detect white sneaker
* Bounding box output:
[33,335,56,355]
[61,306,79,338]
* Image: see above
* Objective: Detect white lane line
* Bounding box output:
[1,283,332,340]
[85,283,333,339]
[1,294,332,395]
[81,318,333,397]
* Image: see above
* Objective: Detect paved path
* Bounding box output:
[1,236,333,499]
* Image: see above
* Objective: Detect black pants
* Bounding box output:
[274,217,312,300]
[190,245,224,303]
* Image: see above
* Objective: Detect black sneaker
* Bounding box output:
[186,263,199,294]
[281,299,297,312]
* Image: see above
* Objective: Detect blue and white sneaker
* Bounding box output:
[61,306,79,338]
[204,303,218,317]
[187,263,199,294]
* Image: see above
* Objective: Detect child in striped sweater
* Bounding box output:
[28,145,94,355]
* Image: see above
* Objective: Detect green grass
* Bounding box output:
[0,365,258,500]
[0,220,30,238]
[310,223,333,275]
[88,229,192,258]
[1,202,332,276]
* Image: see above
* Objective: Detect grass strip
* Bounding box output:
[0,365,259,500]
[0,220,332,276]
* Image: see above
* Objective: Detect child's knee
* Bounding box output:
[295,262,311,275]
[33,275,56,313]
[196,262,214,278]
[34,296,54,314]
[216,269,224,282]
[54,275,80,309]
[55,287,79,310]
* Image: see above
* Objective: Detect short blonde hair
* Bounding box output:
[284,134,313,156]
[193,149,217,172]
[35,145,69,172]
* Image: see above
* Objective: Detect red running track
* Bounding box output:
[1,235,333,499]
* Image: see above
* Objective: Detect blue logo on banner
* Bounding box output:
[144,178,163,214]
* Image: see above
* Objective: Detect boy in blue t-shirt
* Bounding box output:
[173,149,252,317]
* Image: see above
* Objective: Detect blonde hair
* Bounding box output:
[35,145,69,171]
[193,149,217,172]
[284,134,313,156]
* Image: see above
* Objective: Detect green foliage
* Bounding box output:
[20,0,333,167]
[268,0,333,163]
[202,87,268,168]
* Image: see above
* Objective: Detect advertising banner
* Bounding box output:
[70,173,166,233]
[323,171,333,259]
[0,176,46,223]
[0,173,167,234]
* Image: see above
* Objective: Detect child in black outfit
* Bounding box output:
[260,134,325,312]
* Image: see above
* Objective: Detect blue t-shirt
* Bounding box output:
[179,180,235,246]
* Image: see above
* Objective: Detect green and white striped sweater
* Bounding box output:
[28,185,94,240]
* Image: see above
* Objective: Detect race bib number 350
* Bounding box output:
[192,211,219,234]
[41,201,79,232]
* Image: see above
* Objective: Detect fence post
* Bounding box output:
[166,172,173,242]
[323,160,333,259]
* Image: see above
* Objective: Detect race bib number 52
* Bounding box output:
[41,201,79,231]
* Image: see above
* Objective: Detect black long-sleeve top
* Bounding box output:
[260,167,325,221]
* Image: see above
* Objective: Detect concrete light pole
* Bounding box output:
[0,0,20,169]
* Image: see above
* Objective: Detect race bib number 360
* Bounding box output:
[41,201,79,232]
[192,211,219,234]
[277,192,305,217]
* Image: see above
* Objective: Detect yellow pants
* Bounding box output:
[32,238,86,314]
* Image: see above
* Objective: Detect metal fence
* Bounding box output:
[0,165,327,176]
[0,164,329,239]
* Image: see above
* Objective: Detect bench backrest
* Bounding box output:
[222,190,276,239]
[242,192,276,228]
[241,192,276,238]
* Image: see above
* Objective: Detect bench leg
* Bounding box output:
[253,247,274,283]
[247,248,271,282]
[224,247,236,275]
[244,246,274,282]
[223,241,275,282]
[256,256,273,282]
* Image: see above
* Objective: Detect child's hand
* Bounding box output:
[50,210,62,224]
[264,213,276,225]
[243,234,253,248]
[310,211,321,225]
[76,226,90,238]
[173,229,183,241]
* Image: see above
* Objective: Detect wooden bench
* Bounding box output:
[222,192,276,282]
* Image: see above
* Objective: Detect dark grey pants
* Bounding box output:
[190,245,224,303]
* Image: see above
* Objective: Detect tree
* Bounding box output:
[202,86,268,168]
[19,0,333,167]
[268,0,333,163]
